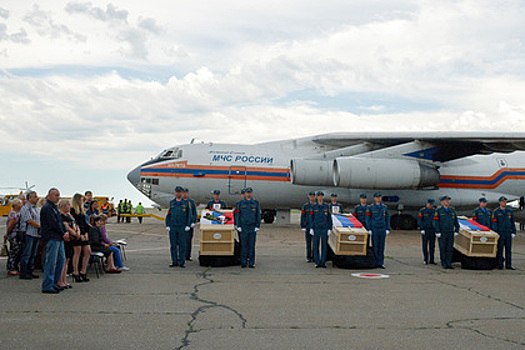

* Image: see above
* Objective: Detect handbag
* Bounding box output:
[0,243,8,257]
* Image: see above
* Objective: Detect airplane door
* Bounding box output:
[228,166,247,195]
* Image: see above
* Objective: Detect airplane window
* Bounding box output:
[152,179,159,185]
[160,148,182,159]
[145,178,152,184]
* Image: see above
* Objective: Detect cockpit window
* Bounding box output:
[158,148,183,159]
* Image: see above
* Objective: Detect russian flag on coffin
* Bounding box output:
[459,218,490,231]
[332,214,364,228]
[200,210,235,225]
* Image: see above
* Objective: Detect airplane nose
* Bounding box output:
[127,165,141,185]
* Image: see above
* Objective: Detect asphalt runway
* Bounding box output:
[1,217,524,349]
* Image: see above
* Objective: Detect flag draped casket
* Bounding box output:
[454,216,499,258]
[329,214,369,256]
[199,210,238,256]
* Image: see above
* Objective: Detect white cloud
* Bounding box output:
[64,2,128,23]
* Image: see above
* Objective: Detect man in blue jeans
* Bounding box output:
[19,190,41,280]
[40,188,67,294]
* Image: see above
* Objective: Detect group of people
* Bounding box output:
[301,191,517,270]
[3,189,129,294]
[301,192,390,268]
[165,187,261,268]
[419,195,516,270]
[117,199,145,223]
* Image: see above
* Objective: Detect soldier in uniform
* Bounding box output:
[492,196,516,270]
[300,191,316,262]
[183,188,197,261]
[165,186,191,268]
[433,195,459,269]
[366,193,390,269]
[354,194,369,229]
[329,194,344,215]
[472,197,491,228]
[418,199,436,265]
[308,191,332,268]
[234,188,261,268]
[206,190,227,210]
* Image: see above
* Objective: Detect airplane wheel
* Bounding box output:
[262,210,275,224]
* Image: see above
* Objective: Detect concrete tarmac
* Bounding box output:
[1,217,524,349]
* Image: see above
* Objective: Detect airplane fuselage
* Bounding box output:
[128,139,525,216]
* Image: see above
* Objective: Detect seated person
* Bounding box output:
[99,214,129,271]
[88,215,121,273]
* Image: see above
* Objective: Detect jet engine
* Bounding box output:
[290,159,334,186]
[333,157,440,189]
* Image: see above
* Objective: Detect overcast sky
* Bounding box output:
[1,0,525,205]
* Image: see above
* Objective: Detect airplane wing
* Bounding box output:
[310,132,525,162]
[287,132,525,189]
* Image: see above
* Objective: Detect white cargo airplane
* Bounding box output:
[127,132,525,229]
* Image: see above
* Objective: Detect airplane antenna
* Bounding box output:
[190,138,195,144]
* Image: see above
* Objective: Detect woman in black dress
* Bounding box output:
[70,193,92,282]
[57,199,78,289]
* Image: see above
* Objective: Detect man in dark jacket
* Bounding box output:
[40,188,66,294]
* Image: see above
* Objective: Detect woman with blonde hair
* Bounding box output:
[4,199,24,276]
[57,199,77,289]
[70,193,91,282]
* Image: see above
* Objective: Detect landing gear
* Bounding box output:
[391,214,417,230]
[262,209,276,224]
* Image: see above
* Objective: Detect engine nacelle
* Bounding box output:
[333,157,440,189]
[290,159,334,186]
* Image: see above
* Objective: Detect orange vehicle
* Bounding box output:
[0,194,22,216]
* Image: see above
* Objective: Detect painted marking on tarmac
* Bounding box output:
[351,273,390,279]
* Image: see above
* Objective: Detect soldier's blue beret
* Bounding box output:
[245,187,253,193]
[240,189,245,194]
[440,195,451,201]
[213,190,221,195]
[427,199,435,204]
[479,197,487,203]
[183,188,189,192]
[174,186,184,192]
[308,191,315,196]
[331,193,337,197]
[498,196,507,201]
[316,191,324,196]
[360,194,367,198]
[373,192,382,197]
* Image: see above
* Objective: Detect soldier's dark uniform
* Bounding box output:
[491,197,516,269]
[418,199,436,264]
[301,192,316,262]
[433,196,459,269]
[165,187,192,267]
[206,199,227,210]
[234,188,261,267]
[366,195,390,268]
[472,198,492,228]
[184,189,197,260]
[354,194,369,230]
[308,193,333,267]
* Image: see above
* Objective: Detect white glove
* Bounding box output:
[436,233,442,238]
[185,226,190,231]
[454,232,459,236]
[421,230,425,235]
[369,230,372,235]
[238,227,242,232]
[512,234,516,238]
[166,227,170,231]
[255,227,259,232]
[386,230,390,235]
[310,229,314,236]
[191,223,195,228]
[301,228,306,232]
[327,230,331,236]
